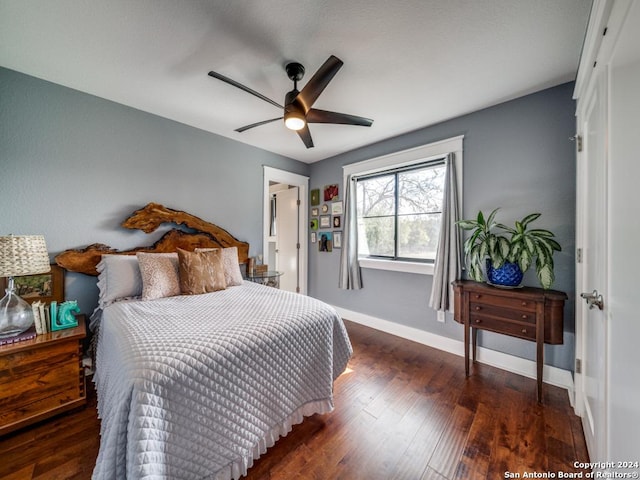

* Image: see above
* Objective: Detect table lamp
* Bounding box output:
[0,235,51,338]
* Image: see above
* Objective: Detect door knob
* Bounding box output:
[580,290,604,310]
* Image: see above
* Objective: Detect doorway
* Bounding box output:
[263,167,309,294]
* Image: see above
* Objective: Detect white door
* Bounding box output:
[576,68,608,463]
[275,187,299,293]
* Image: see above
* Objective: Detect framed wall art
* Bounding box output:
[311,207,319,217]
[333,215,341,228]
[333,231,342,249]
[310,218,319,230]
[331,201,343,215]
[310,189,320,206]
[310,232,317,243]
[318,232,333,252]
[320,215,331,228]
[323,184,339,202]
[0,264,65,305]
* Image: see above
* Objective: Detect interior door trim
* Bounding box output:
[263,166,309,295]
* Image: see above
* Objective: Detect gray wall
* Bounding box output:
[1,66,577,371]
[0,67,309,315]
[309,82,576,372]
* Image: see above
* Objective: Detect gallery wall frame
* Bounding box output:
[0,264,65,305]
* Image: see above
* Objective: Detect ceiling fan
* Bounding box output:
[208,55,373,149]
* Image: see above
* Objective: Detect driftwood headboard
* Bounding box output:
[55,203,250,275]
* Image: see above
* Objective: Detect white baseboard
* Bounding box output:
[334,306,575,405]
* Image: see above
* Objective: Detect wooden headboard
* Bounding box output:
[55,203,250,275]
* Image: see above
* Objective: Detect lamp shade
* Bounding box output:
[0,235,51,277]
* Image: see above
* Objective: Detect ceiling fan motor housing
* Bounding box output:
[283,88,305,130]
[285,89,303,111]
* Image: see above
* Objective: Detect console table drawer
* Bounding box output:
[470,314,536,341]
[468,292,537,312]
[469,302,536,324]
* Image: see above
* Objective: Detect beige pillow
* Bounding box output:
[195,246,244,286]
[177,248,227,295]
[136,252,180,300]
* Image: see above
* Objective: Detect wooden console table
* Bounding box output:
[452,280,566,402]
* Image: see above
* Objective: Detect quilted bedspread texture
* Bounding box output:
[92,282,352,480]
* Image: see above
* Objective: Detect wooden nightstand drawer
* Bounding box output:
[469,302,536,324]
[0,315,86,436]
[469,314,536,341]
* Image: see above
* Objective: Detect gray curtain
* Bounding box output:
[429,153,461,312]
[339,174,363,289]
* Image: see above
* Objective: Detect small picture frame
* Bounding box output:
[310,189,320,206]
[310,218,319,230]
[333,215,341,229]
[318,232,333,252]
[333,231,343,249]
[331,201,343,215]
[321,203,329,214]
[324,184,339,202]
[311,207,319,217]
[320,215,331,228]
[310,232,317,243]
[0,264,65,305]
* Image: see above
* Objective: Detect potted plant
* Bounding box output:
[457,208,562,289]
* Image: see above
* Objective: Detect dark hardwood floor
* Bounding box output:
[0,320,589,479]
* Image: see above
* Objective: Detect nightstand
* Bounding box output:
[0,314,87,436]
[246,271,283,288]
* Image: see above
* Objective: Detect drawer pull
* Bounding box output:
[474,294,482,299]
[522,328,528,334]
[521,301,528,306]
[475,319,482,324]
[521,314,528,319]
[475,306,482,311]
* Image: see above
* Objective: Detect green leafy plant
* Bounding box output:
[457,208,562,289]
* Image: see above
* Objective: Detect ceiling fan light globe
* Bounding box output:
[284,114,306,131]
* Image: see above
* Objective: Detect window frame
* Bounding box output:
[343,135,463,276]
[355,160,447,263]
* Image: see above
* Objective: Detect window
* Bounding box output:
[343,135,463,275]
[356,161,445,262]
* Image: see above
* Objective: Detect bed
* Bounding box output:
[88,250,352,480]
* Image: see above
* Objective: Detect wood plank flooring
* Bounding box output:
[0,320,589,479]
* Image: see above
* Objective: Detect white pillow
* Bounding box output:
[96,254,142,308]
[136,252,181,300]
[195,246,244,286]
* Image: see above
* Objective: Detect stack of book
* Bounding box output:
[31,300,51,335]
[0,326,37,346]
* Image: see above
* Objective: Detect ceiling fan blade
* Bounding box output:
[306,108,373,127]
[296,55,343,113]
[235,117,283,133]
[297,124,314,149]
[208,71,283,109]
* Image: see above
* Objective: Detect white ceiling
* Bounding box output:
[0,1,592,163]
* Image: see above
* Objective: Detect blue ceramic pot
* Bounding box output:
[486,260,523,287]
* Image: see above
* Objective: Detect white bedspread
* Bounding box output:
[92,282,352,480]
